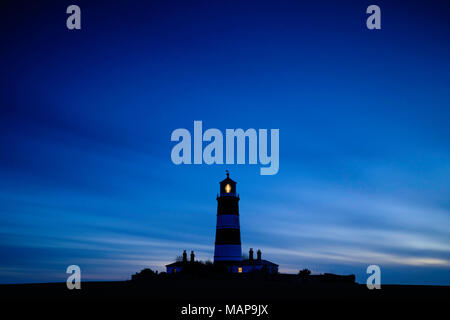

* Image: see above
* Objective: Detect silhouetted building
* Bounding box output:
[166,250,195,273]
[229,248,278,274]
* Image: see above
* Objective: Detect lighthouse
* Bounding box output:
[214,171,242,262]
[165,171,278,274]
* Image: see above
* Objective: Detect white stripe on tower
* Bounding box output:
[216,214,240,229]
[214,245,243,261]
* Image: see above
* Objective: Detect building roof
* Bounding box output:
[220,170,236,184]
[240,259,279,267]
[165,261,186,267]
[216,259,279,267]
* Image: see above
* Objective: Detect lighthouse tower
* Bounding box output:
[214,171,242,262]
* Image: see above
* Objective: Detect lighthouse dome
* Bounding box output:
[219,170,237,196]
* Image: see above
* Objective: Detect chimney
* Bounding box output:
[190,251,195,262]
[249,248,254,261]
[182,250,187,262]
[257,249,261,261]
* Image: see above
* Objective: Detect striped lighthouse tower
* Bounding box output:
[214,171,242,262]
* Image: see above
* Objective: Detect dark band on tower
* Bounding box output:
[214,171,242,261]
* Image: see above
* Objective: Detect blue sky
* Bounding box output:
[0,0,449,284]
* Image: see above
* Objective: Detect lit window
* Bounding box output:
[173,268,176,273]
[225,184,231,193]
[238,267,242,273]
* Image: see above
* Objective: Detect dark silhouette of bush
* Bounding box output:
[131,268,157,281]
[298,269,311,277]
